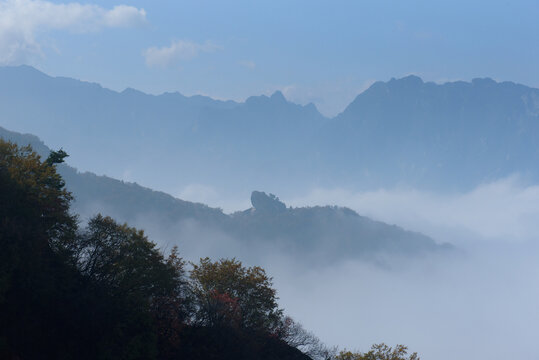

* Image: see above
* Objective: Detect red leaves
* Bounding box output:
[207,289,242,328]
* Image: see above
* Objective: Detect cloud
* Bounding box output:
[143,40,221,68]
[0,0,147,64]
[272,241,539,360]
[287,175,539,245]
[102,5,147,28]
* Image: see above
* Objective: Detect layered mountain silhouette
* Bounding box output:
[0,126,449,262]
[0,65,325,195]
[3,66,538,195]
[324,75,539,189]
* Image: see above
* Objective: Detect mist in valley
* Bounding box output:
[2,1,539,358]
[280,179,539,359]
[76,177,539,360]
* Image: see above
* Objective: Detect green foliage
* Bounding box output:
[190,257,283,331]
[0,140,75,289]
[45,148,69,166]
[336,344,419,360]
[76,215,180,301]
[74,215,192,359]
[0,141,76,245]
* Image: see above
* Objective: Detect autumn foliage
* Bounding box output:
[189,257,282,330]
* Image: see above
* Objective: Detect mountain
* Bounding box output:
[323,75,539,190]
[0,125,229,227]
[0,65,326,195]
[0,126,449,263]
[228,191,447,261]
[2,66,537,195]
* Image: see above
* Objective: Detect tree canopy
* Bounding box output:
[190,257,283,331]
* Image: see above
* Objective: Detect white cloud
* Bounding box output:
[102,5,146,28]
[0,0,147,64]
[143,40,221,68]
[286,176,539,245]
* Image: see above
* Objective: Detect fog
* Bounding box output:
[73,175,539,359]
[134,176,539,359]
[273,244,539,359]
[175,175,539,248]
[281,177,539,359]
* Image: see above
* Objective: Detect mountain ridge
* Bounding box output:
[2,65,539,195]
[0,125,450,263]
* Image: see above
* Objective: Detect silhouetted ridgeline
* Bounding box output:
[0,126,451,262]
[325,75,539,189]
[229,191,447,259]
[2,66,538,193]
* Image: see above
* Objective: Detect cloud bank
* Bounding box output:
[271,242,539,360]
[287,176,539,245]
[0,0,147,64]
[143,40,221,68]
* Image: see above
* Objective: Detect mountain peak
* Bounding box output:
[270,90,286,102]
[244,91,288,107]
[389,74,424,87]
[251,191,286,213]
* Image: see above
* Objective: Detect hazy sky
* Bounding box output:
[1,0,538,116]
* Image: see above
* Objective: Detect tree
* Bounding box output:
[189,257,283,331]
[76,214,181,300]
[152,246,192,358]
[275,316,336,360]
[0,140,185,359]
[0,141,80,358]
[336,344,420,360]
[0,142,76,252]
[74,214,191,359]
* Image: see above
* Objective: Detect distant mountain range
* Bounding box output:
[2,66,538,195]
[326,75,539,189]
[0,126,449,262]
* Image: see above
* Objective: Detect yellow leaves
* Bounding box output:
[0,139,75,246]
[0,141,71,206]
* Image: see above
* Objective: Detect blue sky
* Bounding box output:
[1,0,538,116]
